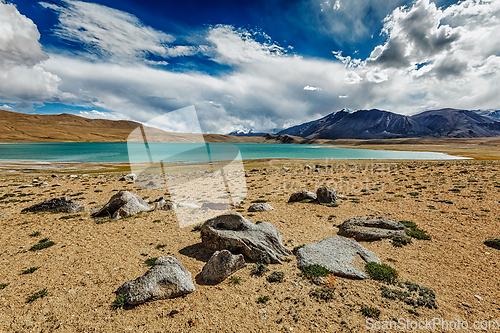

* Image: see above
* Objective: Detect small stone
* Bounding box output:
[248,203,274,212]
[338,216,407,241]
[91,191,151,220]
[119,174,137,181]
[155,198,176,211]
[316,187,337,204]
[258,308,267,320]
[312,277,324,285]
[462,302,472,308]
[288,190,317,202]
[474,295,483,301]
[200,250,246,284]
[116,256,195,305]
[304,165,312,170]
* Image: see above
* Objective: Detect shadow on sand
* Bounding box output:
[178,242,214,263]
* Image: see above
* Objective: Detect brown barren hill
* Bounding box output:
[0,110,141,142]
[0,110,296,144]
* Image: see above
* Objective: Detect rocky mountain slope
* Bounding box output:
[278,108,500,139]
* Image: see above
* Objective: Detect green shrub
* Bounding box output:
[228,276,241,284]
[365,262,398,283]
[406,229,431,240]
[144,257,158,266]
[484,239,500,250]
[258,254,270,265]
[301,264,330,279]
[400,221,417,229]
[257,295,270,304]
[251,263,269,276]
[401,221,431,240]
[21,267,40,274]
[251,199,267,203]
[300,199,315,203]
[0,283,8,290]
[29,239,55,251]
[361,306,380,318]
[309,287,335,301]
[381,282,437,309]
[26,288,48,303]
[267,271,285,283]
[392,235,412,247]
[113,294,126,309]
[29,231,41,237]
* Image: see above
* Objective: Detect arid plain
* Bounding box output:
[0,157,499,332]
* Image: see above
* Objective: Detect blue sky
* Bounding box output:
[1,0,499,133]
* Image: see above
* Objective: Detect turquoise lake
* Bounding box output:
[0,142,464,163]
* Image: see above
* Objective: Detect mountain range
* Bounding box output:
[2,107,500,143]
[276,108,500,139]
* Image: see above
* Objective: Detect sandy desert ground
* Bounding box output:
[0,158,499,332]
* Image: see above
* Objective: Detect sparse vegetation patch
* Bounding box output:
[29,239,55,251]
[309,287,335,301]
[365,262,398,283]
[381,281,437,309]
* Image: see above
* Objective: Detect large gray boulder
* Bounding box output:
[200,213,291,263]
[200,250,246,284]
[22,197,84,213]
[91,191,151,219]
[288,190,317,202]
[338,216,407,241]
[296,236,380,279]
[116,256,195,305]
[248,203,274,212]
[316,187,338,203]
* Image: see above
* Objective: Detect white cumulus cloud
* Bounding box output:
[304,86,322,91]
[0,1,47,69]
[78,110,126,120]
[3,0,500,134]
[206,25,285,65]
[40,0,197,61]
[0,1,72,105]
